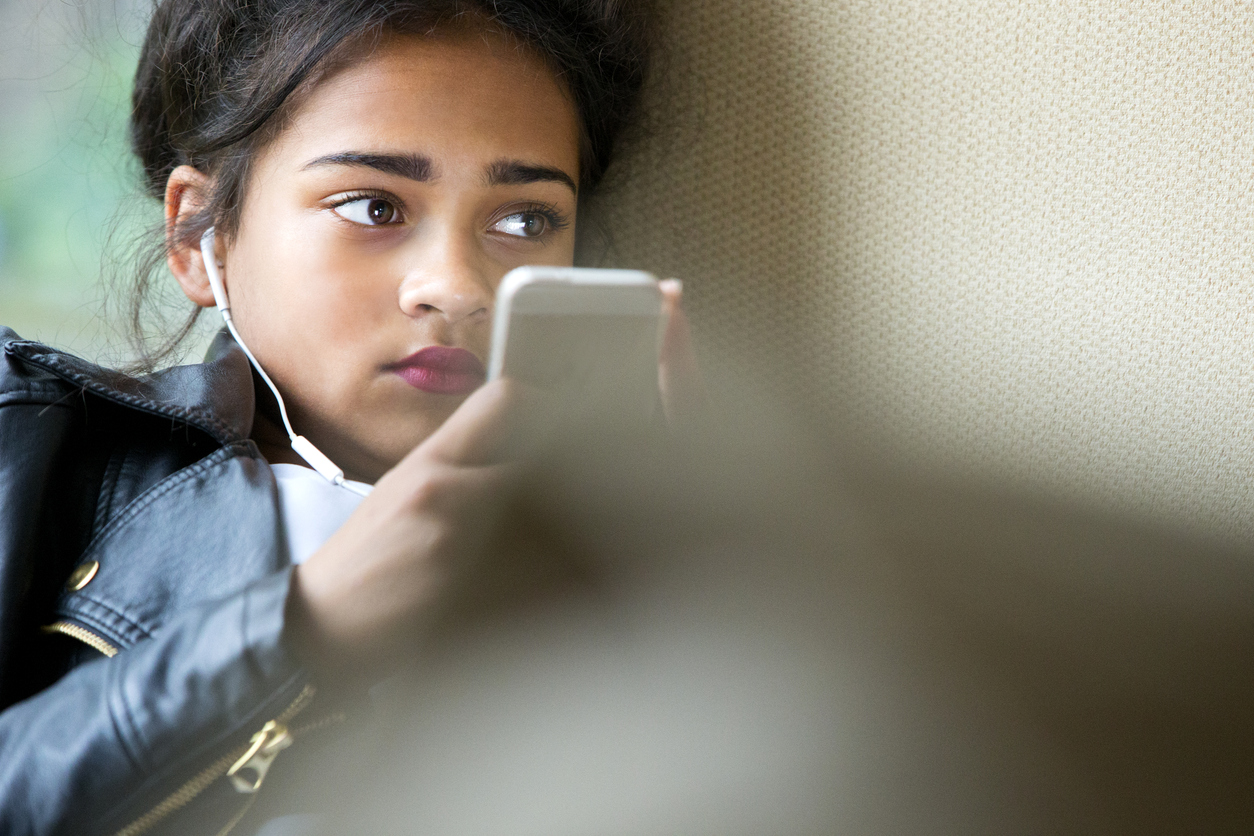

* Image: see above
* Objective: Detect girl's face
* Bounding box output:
[185,29,581,481]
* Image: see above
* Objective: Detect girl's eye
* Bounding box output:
[493,212,550,238]
[333,197,399,226]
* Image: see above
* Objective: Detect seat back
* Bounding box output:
[596,0,1254,540]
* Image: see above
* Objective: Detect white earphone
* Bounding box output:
[199,227,369,496]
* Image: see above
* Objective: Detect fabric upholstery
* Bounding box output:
[594,0,1254,539]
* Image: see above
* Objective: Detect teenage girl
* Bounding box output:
[0,1,693,833]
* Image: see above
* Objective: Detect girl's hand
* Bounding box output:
[285,379,537,679]
[657,279,707,425]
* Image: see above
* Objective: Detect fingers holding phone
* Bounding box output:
[657,278,707,426]
[285,379,539,678]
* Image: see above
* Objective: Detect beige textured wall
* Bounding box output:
[595,0,1254,539]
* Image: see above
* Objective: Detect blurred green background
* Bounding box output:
[0,0,211,366]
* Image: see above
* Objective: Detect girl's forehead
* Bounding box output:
[265,29,580,172]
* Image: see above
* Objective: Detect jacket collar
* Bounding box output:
[2,328,255,445]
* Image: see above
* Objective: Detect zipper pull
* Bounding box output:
[227,720,293,793]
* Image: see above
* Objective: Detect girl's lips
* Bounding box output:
[389,346,486,395]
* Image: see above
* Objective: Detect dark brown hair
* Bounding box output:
[121,0,653,368]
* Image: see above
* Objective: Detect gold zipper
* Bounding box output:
[42,620,119,657]
[112,684,331,836]
[226,719,293,792]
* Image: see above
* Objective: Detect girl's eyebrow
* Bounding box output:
[302,152,433,181]
[485,159,577,194]
[301,152,577,195]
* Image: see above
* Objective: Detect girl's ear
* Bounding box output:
[164,166,218,308]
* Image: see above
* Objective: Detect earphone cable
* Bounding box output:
[200,228,370,497]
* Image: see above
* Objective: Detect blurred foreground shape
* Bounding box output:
[272,414,1254,834]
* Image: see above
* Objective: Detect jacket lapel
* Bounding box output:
[54,441,284,650]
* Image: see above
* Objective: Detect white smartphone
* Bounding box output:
[487,266,664,418]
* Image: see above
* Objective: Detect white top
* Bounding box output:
[270,463,372,565]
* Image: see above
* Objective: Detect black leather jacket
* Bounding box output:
[0,327,321,835]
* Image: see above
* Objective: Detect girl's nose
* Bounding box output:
[396,238,494,324]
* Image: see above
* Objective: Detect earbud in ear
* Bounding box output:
[198,227,230,313]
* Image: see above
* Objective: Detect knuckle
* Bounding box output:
[404,464,479,514]
[407,471,449,509]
